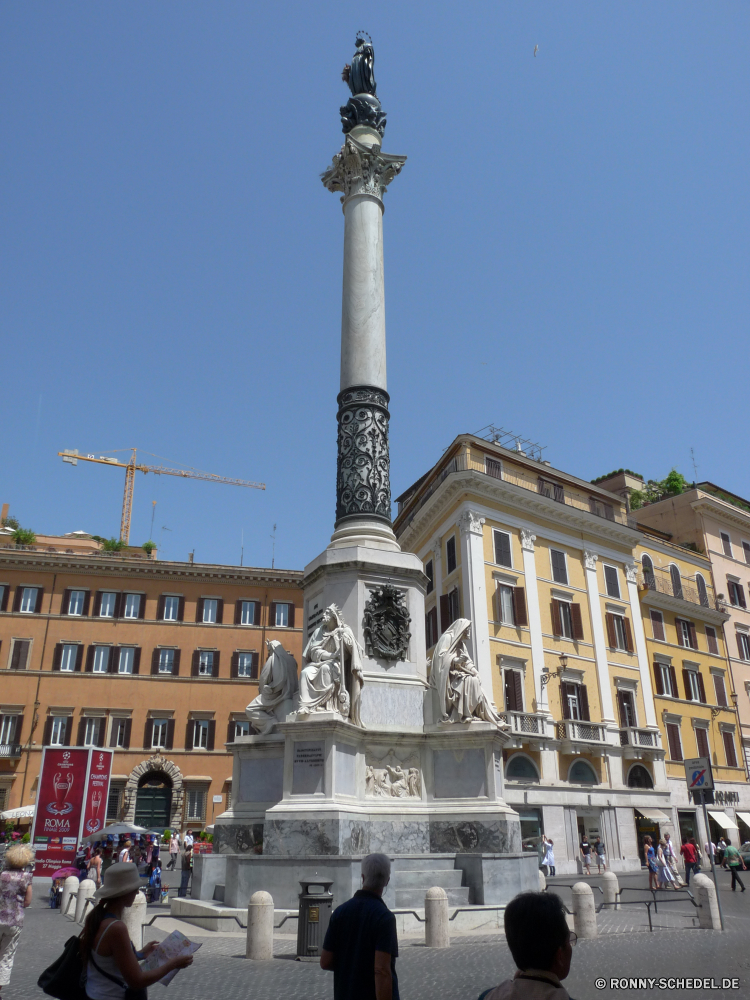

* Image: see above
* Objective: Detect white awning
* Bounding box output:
[636,808,671,823]
[0,806,34,820]
[707,810,739,831]
[734,812,750,828]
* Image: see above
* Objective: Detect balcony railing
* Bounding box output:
[0,744,22,758]
[502,711,551,737]
[619,727,661,749]
[555,720,608,744]
[397,454,636,530]
[639,570,719,611]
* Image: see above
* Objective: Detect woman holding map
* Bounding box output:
[80,863,194,998]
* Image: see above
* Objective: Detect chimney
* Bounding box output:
[0,504,8,524]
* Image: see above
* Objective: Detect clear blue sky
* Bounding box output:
[2,3,748,569]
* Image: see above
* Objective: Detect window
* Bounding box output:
[59,644,79,672]
[606,613,633,652]
[696,575,709,607]
[98,592,117,618]
[617,689,636,729]
[504,669,524,712]
[10,639,30,670]
[683,669,703,702]
[106,786,121,821]
[202,598,218,623]
[425,560,434,594]
[558,601,573,638]
[158,648,175,674]
[123,594,141,619]
[186,788,206,821]
[83,718,101,747]
[0,716,18,745]
[152,719,169,749]
[721,532,732,557]
[274,603,291,628]
[239,601,257,625]
[604,565,620,599]
[728,580,746,608]
[446,536,457,574]
[737,632,750,661]
[236,652,257,678]
[561,681,589,721]
[650,610,665,641]
[627,764,654,789]
[50,717,68,747]
[448,587,460,623]
[695,726,710,758]
[675,618,697,649]
[163,596,180,621]
[705,626,719,655]
[569,760,598,784]
[485,457,503,480]
[110,718,129,749]
[19,588,39,613]
[493,531,512,568]
[425,607,438,649]
[67,590,87,616]
[193,720,209,749]
[0,585,7,612]
[666,722,683,761]
[538,478,564,503]
[713,673,728,707]
[551,599,583,640]
[497,585,515,625]
[118,647,135,674]
[744,542,750,565]
[506,755,539,781]
[654,660,677,697]
[233,720,251,738]
[91,646,110,673]
[723,730,738,768]
[198,651,214,676]
[550,549,568,585]
[642,554,655,588]
[669,565,683,600]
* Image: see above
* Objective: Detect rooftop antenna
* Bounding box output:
[240,528,244,567]
[690,447,699,484]
[149,501,157,541]
[271,523,277,570]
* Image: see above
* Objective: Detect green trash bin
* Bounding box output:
[296,878,334,961]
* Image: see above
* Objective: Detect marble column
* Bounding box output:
[520,529,548,712]
[431,537,443,614]
[625,563,658,728]
[322,128,406,551]
[458,510,493,696]
[583,550,616,724]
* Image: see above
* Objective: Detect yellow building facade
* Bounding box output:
[395,435,669,874]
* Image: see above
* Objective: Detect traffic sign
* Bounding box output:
[684,756,714,790]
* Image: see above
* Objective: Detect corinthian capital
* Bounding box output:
[521,528,536,552]
[459,510,485,537]
[321,135,406,206]
[584,550,599,570]
[624,563,638,584]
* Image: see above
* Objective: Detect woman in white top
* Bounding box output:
[80,863,193,999]
[117,841,132,865]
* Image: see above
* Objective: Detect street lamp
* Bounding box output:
[541,652,568,688]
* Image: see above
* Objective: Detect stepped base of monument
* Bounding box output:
[192,851,539,912]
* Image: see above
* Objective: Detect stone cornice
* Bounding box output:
[397,470,642,552]
[639,587,731,626]
[0,549,303,587]
[691,497,750,532]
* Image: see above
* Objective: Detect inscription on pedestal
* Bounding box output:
[292,741,325,795]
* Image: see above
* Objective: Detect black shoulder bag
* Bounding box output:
[37,935,87,1000]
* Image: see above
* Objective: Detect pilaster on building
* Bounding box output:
[395,435,749,873]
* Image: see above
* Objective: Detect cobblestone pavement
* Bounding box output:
[7,869,750,1000]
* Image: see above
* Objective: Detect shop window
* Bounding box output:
[568,760,598,784]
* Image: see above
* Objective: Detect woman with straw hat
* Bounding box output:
[0,843,34,991]
[80,862,193,998]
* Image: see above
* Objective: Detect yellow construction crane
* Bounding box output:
[58,448,265,545]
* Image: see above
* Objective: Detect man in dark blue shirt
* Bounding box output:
[321,853,398,1000]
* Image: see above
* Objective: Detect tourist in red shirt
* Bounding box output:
[680,838,700,885]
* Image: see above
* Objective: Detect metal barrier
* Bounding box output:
[615,887,700,932]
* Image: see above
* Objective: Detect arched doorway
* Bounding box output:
[135,771,172,830]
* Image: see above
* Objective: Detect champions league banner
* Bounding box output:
[31,746,113,876]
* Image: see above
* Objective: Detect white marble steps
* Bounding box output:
[397,869,464,889]
[392,858,470,908]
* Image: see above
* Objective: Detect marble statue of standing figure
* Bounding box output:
[431,618,506,726]
[245,640,299,735]
[297,604,365,727]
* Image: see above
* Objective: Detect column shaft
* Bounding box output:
[520,530,547,711]
[583,552,616,723]
[341,194,386,391]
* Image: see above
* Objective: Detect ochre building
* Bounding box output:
[0,543,303,833]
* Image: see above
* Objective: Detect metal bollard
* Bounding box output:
[61,876,79,919]
[538,869,546,891]
[296,878,333,961]
[424,887,450,948]
[693,873,722,930]
[75,879,96,924]
[572,881,598,938]
[601,871,619,909]
[246,891,274,960]
[123,890,148,949]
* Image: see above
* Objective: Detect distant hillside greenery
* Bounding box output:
[628,470,691,510]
